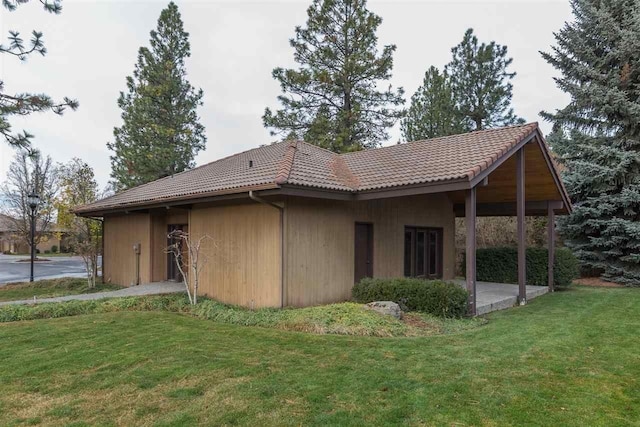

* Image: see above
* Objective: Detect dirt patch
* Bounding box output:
[574,277,624,288]
[402,313,440,333]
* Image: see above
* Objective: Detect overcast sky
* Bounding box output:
[1,0,572,189]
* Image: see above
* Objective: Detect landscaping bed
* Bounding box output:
[0,294,485,337]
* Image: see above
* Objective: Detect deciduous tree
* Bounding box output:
[56,158,102,288]
[0,150,59,251]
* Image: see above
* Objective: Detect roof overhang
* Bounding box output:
[74,183,281,217]
[76,126,572,218]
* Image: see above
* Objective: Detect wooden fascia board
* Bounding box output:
[467,128,572,214]
[277,185,355,201]
[354,179,470,201]
[469,132,537,188]
[453,200,565,217]
[532,128,573,212]
[76,184,280,217]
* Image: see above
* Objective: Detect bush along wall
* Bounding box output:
[462,247,579,288]
[352,278,468,318]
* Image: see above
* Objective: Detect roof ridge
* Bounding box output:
[339,122,539,157]
[274,140,298,185]
[295,140,342,156]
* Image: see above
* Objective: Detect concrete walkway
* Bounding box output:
[0,282,185,307]
[454,280,549,315]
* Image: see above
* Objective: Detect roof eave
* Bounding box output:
[74,183,282,217]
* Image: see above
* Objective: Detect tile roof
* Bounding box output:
[76,123,543,214]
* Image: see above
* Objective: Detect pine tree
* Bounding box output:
[446,28,523,130]
[542,0,640,285]
[108,1,205,191]
[401,66,466,141]
[0,0,78,149]
[263,0,404,153]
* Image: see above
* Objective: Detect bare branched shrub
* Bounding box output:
[166,230,214,305]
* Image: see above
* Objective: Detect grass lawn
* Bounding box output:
[0,287,638,426]
[0,278,123,302]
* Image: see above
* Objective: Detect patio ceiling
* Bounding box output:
[450,135,568,217]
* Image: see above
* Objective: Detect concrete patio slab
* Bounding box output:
[454,280,549,315]
[0,281,185,307]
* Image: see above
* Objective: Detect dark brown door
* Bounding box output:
[354,223,374,284]
[167,224,188,281]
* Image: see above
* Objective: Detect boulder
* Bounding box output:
[365,301,403,320]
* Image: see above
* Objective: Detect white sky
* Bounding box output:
[0,0,572,189]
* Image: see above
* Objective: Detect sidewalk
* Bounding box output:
[0,282,185,307]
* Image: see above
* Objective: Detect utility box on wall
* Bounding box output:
[132,242,141,286]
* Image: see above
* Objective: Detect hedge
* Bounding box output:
[352,278,468,318]
[463,247,578,288]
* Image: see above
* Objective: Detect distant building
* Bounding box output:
[0,214,70,254]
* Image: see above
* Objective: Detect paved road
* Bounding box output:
[0,281,184,306]
[0,254,101,285]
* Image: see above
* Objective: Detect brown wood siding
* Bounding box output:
[151,213,167,282]
[103,213,152,286]
[285,194,456,307]
[189,204,281,308]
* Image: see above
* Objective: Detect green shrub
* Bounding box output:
[44,250,51,254]
[51,245,58,253]
[351,278,468,318]
[464,247,579,288]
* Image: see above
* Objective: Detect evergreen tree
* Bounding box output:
[1,0,78,149]
[108,2,205,191]
[446,28,523,130]
[401,66,466,141]
[263,0,404,153]
[542,0,640,285]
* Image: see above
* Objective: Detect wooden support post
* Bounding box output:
[465,187,477,316]
[548,202,555,292]
[517,148,526,305]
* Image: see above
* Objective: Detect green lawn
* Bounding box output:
[0,278,123,302]
[0,287,638,426]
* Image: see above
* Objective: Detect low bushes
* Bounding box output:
[0,295,484,337]
[465,247,579,288]
[352,278,468,318]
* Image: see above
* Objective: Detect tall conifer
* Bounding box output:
[263,0,404,152]
[109,2,205,191]
[543,0,640,285]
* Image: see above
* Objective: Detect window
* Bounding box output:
[404,227,443,278]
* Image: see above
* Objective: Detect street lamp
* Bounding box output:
[27,193,40,282]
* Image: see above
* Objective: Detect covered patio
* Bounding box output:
[449,126,572,315]
[454,280,549,315]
